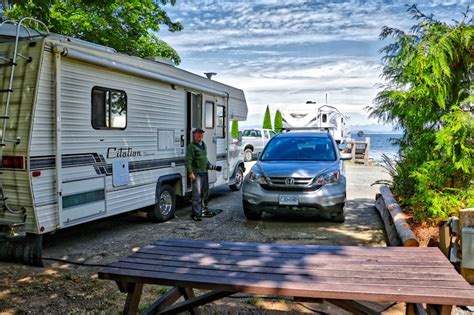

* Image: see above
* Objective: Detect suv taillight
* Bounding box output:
[2,156,24,169]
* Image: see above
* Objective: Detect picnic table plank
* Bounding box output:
[119,256,466,281]
[111,261,469,289]
[136,247,453,267]
[151,239,440,254]
[150,239,445,257]
[130,252,459,274]
[142,243,450,261]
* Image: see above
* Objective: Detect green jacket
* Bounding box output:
[185,141,209,174]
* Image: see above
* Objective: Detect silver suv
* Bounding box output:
[242,132,351,222]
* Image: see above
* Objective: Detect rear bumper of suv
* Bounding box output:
[243,181,346,215]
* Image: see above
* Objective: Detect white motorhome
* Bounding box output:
[281,103,351,143]
[0,19,247,264]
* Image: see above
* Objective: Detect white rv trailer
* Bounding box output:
[0,19,247,264]
[280,103,351,143]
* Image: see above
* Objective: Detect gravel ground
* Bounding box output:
[0,162,400,314]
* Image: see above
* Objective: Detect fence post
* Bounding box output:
[364,137,370,165]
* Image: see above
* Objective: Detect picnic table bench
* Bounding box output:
[98,239,474,315]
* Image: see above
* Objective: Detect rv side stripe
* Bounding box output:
[30,153,104,169]
[30,154,186,175]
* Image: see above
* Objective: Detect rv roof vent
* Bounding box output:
[146,56,175,66]
[306,101,316,104]
[204,72,217,79]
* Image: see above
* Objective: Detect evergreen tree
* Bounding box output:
[262,105,272,129]
[274,110,283,133]
[231,120,239,139]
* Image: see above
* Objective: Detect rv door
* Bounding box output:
[203,97,217,183]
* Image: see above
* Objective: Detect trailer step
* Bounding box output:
[1,138,21,145]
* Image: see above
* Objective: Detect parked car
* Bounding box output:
[242,132,352,222]
[241,128,276,161]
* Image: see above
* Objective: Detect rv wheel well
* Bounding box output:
[157,174,183,197]
[244,145,254,151]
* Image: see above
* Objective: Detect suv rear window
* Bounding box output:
[261,136,336,161]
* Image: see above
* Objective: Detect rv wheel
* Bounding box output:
[229,166,244,191]
[150,184,176,222]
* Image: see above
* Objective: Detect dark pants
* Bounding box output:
[192,172,209,217]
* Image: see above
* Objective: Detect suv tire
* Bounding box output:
[243,201,262,220]
[331,206,345,223]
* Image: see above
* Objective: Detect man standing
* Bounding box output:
[186,128,221,221]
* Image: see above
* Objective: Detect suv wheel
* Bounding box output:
[243,201,262,220]
[244,148,253,162]
[331,207,345,223]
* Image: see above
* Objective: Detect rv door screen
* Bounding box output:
[92,87,127,129]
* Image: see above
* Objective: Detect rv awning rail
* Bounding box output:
[53,45,228,98]
[282,127,335,133]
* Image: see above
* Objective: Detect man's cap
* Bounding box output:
[192,127,205,133]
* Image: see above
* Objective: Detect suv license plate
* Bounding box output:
[279,195,298,206]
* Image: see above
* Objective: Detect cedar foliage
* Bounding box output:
[274,110,283,133]
[367,5,473,223]
[231,120,239,139]
[262,105,272,130]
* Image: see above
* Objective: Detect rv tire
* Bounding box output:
[229,166,244,191]
[150,184,176,222]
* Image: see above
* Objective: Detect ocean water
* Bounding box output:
[350,132,402,163]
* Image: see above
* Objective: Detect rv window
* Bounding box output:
[92,87,127,130]
[322,114,327,123]
[216,105,225,138]
[205,101,214,129]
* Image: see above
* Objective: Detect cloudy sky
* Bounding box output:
[159,0,470,131]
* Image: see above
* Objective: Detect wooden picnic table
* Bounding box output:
[98,239,474,315]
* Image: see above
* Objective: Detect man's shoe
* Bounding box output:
[202,210,216,217]
[190,214,202,221]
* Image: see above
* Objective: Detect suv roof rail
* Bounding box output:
[281,127,334,133]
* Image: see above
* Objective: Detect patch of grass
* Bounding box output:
[246,296,263,305]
